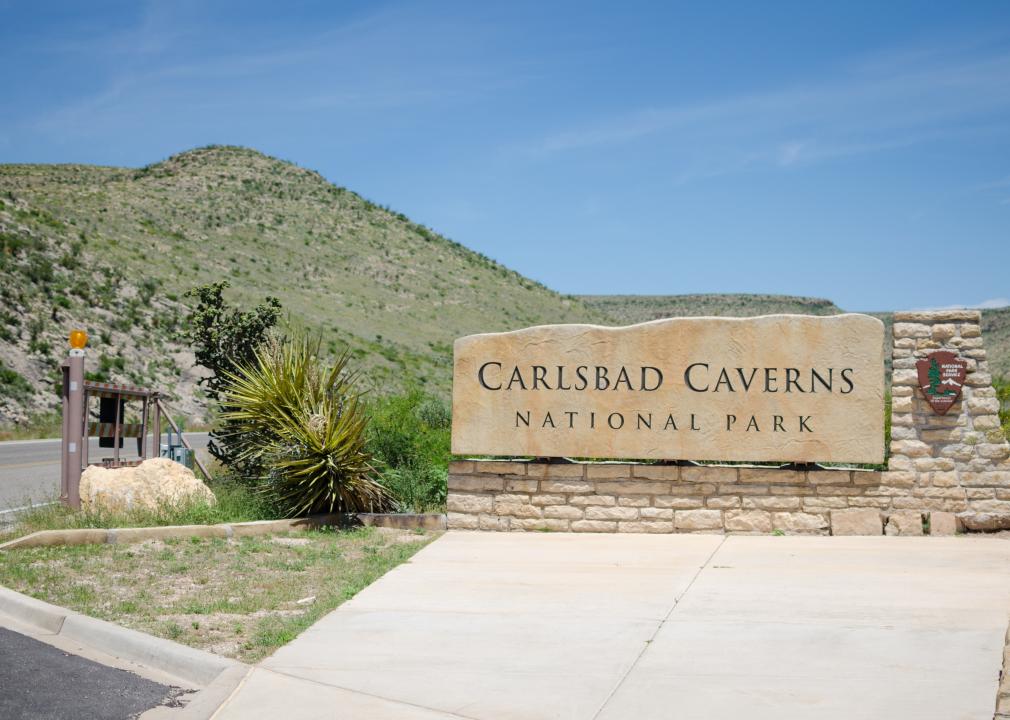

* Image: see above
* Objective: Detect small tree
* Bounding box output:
[183,282,282,471]
[926,357,943,395]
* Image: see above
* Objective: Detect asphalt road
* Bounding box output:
[0,432,209,513]
[0,626,183,719]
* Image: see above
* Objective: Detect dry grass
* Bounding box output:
[0,525,438,663]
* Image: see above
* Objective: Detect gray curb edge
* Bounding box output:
[0,585,249,719]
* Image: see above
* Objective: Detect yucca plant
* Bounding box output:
[219,336,391,516]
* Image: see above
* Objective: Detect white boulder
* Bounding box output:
[79,457,215,513]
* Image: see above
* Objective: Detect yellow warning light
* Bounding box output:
[69,329,88,350]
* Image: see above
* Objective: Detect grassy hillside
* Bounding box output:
[0,146,606,423]
[2,145,1004,425]
[982,307,1010,380]
[581,294,844,324]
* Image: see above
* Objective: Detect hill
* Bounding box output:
[581,295,1010,380]
[982,307,1010,380]
[0,146,607,423]
[1,146,1005,425]
[581,294,844,324]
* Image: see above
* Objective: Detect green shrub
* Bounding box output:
[366,389,450,512]
[0,363,33,402]
[0,411,61,441]
[220,336,390,516]
[883,390,892,461]
[996,377,1010,441]
[26,256,54,285]
[378,463,447,514]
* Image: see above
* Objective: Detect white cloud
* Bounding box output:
[31,6,509,138]
[913,298,1010,310]
[514,40,1010,181]
[976,298,1010,309]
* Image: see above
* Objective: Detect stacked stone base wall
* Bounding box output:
[447,309,1009,536]
[448,461,961,536]
[884,310,1010,531]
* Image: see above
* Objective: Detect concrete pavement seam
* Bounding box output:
[175,664,252,720]
[260,667,484,720]
[590,535,729,720]
[206,665,253,720]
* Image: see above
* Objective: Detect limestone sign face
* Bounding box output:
[451,314,885,464]
[915,351,966,415]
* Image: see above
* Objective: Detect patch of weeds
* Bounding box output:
[0,527,438,663]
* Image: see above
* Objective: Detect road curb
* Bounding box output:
[0,586,68,634]
[0,513,446,551]
[60,614,234,687]
[0,585,248,719]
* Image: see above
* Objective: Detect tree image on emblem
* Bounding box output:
[926,357,955,396]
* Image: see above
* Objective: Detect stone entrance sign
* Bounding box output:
[452,314,885,464]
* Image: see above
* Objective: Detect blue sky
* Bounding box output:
[2,1,1009,311]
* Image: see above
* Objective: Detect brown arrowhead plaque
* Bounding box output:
[915,351,966,415]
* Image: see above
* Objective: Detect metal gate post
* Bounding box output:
[60,363,69,503]
[61,330,87,509]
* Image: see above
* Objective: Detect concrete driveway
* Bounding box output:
[215,533,1010,720]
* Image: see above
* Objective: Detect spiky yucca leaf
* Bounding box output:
[220,337,391,516]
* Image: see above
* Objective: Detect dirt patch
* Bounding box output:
[271,537,312,547]
[0,526,438,663]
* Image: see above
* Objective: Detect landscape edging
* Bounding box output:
[0,512,446,551]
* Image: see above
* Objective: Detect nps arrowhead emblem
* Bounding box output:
[915,351,966,415]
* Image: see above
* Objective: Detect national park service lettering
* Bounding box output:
[451,315,885,464]
[915,350,967,415]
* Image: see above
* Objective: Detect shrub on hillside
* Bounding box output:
[220,336,390,516]
[366,389,450,512]
[0,363,33,402]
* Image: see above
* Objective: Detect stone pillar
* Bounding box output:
[885,310,1010,532]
